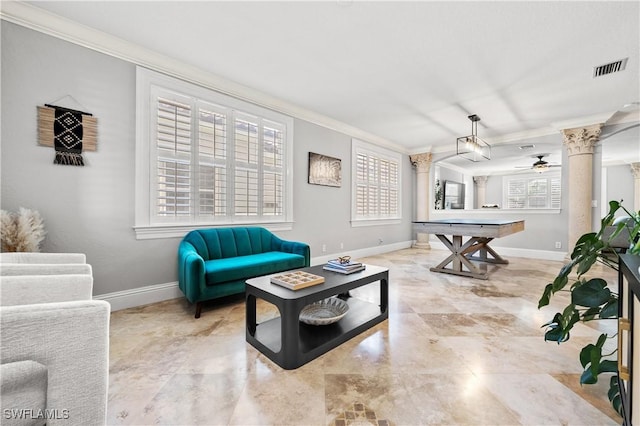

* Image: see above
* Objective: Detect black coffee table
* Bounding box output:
[245,264,389,369]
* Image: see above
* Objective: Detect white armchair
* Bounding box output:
[0,254,109,425]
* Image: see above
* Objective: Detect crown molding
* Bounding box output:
[551,111,616,132]
[607,110,640,125]
[0,1,408,155]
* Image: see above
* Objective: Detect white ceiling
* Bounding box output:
[23,0,640,173]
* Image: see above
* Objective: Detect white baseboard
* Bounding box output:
[426,239,567,262]
[95,281,182,311]
[95,240,414,311]
[310,240,414,265]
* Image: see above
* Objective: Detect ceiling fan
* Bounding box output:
[516,155,561,173]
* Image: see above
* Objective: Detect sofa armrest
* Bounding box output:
[0,274,94,306]
[178,242,206,303]
[0,264,92,276]
[0,253,86,264]
[270,236,311,267]
[0,300,110,425]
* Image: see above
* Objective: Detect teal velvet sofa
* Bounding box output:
[178,227,310,318]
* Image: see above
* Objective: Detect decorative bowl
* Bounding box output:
[299,298,349,325]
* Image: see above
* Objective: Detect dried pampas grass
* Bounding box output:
[1,208,46,252]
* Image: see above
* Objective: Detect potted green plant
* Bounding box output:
[538,200,640,415]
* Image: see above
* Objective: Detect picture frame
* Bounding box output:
[308,152,342,187]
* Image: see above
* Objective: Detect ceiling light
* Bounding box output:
[533,163,549,173]
[456,114,491,162]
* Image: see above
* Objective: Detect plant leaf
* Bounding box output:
[581,367,597,384]
[580,307,601,321]
[580,344,596,368]
[608,376,623,416]
[576,253,599,276]
[538,283,553,308]
[600,298,618,319]
[544,324,568,343]
[599,359,617,373]
[596,333,608,348]
[571,279,611,307]
[551,274,569,293]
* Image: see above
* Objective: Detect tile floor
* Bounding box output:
[107,248,622,425]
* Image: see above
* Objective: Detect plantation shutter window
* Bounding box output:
[504,174,561,209]
[550,177,562,209]
[351,139,402,225]
[137,67,293,237]
[156,98,192,217]
[198,105,227,217]
[262,122,285,216]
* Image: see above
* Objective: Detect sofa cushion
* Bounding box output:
[204,251,305,285]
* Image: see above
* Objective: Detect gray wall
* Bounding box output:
[605,164,635,215]
[1,23,413,296]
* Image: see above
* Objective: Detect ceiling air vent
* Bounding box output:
[593,58,628,78]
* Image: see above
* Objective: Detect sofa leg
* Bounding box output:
[195,302,202,319]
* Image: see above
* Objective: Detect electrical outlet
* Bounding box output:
[555,241,562,249]
[322,244,327,253]
[340,242,344,249]
[378,238,384,245]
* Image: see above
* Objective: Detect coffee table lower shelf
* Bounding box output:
[253,297,385,358]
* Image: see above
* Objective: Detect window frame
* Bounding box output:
[351,138,403,227]
[135,67,294,239]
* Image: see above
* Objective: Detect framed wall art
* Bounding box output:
[308,152,341,187]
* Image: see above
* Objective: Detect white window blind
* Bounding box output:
[156,97,192,217]
[136,68,293,237]
[352,139,402,225]
[504,174,561,209]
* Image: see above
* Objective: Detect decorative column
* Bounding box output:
[410,152,432,249]
[473,176,488,209]
[631,163,640,212]
[562,124,603,253]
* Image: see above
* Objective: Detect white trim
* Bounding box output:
[430,208,562,217]
[312,240,414,266]
[427,238,567,262]
[133,222,294,240]
[95,281,182,311]
[0,1,406,155]
[350,218,403,227]
[551,111,615,131]
[95,240,413,310]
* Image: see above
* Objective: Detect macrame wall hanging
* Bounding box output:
[37,96,97,166]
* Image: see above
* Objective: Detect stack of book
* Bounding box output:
[323,258,366,274]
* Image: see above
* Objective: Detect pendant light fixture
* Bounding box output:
[456,114,491,161]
